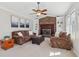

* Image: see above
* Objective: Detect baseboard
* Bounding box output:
[73,49,79,57]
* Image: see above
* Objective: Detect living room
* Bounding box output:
[0,2,79,57]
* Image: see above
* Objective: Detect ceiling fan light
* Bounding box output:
[32,2,47,16]
[37,13,41,16]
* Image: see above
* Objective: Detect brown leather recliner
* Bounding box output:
[50,32,73,50]
[12,30,31,45]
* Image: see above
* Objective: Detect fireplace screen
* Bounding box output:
[42,29,51,36]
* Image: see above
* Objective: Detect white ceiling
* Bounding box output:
[0,2,72,17]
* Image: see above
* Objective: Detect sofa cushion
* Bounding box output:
[25,31,29,36]
[59,32,68,39]
[22,31,29,36]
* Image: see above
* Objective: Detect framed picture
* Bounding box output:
[20,18,25,28]
[11,16,19,27]
[25,20,29,28]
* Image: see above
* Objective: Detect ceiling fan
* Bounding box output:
[32,2,47,16]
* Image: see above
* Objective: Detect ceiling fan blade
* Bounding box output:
[32,9,37,12]
[41,13,47,15]
[41,9,47,12]
[29,13,37,15]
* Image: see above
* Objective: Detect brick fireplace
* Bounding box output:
[39,16,56,36]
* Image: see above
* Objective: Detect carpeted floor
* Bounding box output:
[0,37,76,57]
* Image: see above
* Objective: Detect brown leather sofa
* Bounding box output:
[50,32,73,50]
[12,30,31,45]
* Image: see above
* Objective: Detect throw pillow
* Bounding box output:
[29,31,33,35]
[17,32,23,37]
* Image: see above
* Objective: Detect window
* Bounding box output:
[70,11,76,40]
[66,10,76,40]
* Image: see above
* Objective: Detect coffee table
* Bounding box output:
[31,35,44,45]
